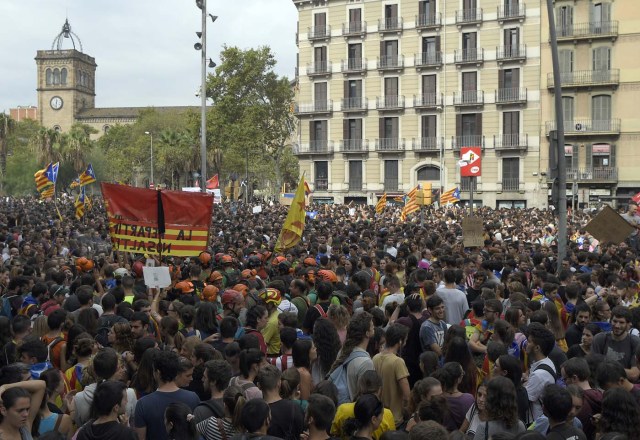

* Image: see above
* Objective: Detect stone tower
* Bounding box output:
[35,19,97,132]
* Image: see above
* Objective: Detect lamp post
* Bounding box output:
[144,131,154,187]
[195,0,218,192]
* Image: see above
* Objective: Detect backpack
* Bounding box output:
[222,269,240,288]
[328,350,370,404]
[533,363,562,386]
[331,291,353,314]
[314,304,328,318]
[195,399,224,419]
[43,336,64,364]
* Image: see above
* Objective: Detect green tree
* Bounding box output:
[4,118,40,195]
[0,114,17,191]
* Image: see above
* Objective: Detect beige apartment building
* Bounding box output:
[292,0,545,208]
[540,1,640,208]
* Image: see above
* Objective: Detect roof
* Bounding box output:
[75,106,199,119]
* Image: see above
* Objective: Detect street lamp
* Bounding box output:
[144,131,154,187]
[194,0,218,192]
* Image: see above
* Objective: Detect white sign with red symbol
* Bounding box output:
[460,147,482,177]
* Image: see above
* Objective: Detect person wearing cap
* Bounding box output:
[259,288,282,357]
[222,290,247,325]
[40,284,68,316]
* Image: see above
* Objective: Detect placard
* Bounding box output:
[461,217,484,247]
[460,147,482,177]
[252,205,262,214]
[142,266,172,288]
[585,206,635,244]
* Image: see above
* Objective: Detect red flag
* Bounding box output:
[206,174,219,190]
[101,183,214,257]
[633,192,640,204]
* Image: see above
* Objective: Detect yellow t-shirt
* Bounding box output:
[331,402,396,440]
[261,311,281,356]
[372,352,410,426]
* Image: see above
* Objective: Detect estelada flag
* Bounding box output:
[206,174,219,190]
[275,175,306,252]
[79,164,97,186]
[101,183,214,257]
[375,193,387,214]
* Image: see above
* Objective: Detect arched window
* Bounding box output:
[416,165,440,181]
[103,125,111,134]
[52,68,60,85]
[46,68,52,85]
[53,125,61,132]
[61,68,67,85]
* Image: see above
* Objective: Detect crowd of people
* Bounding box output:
[0,196,640,440]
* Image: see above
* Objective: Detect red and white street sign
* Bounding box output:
[460,147,482,177]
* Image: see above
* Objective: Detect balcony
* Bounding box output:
[413,93,443,110]
[377,55,404,71]
[341,97,368,112]
[384,179,399,192]
[308,26,331,41]
[413,137,443,152]
[455,9,483,26]
[415,13,442,30]
[545,119,621,136]
[496,45,527,62]
[562,168,618,182]
[494,134,528,151]
[547,69,619,88]
[375,138,406,152]
[498,4,526,22]
[341,58,367,74]
[415,52,442,69]
[454,48,484,66]
[461,178,478,192]
[556,21,619,42]
[453,90,484,107]
[452,135,485,151]
[378,17,403,33]
[307,61,332,77]
[376,95,405,111]
[315,179,328,191]
[342,21,367,37]
[293,142,334,156]
[294,100,333,116]
[500,178,523,192]
[495,88,527,105]
[340,139,368,153]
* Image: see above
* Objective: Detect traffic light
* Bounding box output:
[422,183,432,205]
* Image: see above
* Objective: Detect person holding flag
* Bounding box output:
[75,187,86,219]
[375,193,387,214]
[79,164,97,186]
[400,185,420,221]
[275,175,307,252]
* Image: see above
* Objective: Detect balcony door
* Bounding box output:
[502,158,520,191]
[593,47,611,82]
[592,95,611,131]
[504,28,520,56]
[462,71,477,103]
[557,5,573,36]
[591,3,611,33]
[348,43,362,69]
[562,96,574,127]
[349,161,363,190]
[384,160,399,191]
[503,111,519,146]
[314,161,328,190]
[314,82,327,111]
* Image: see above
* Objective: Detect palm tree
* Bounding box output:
[64,124,95,173]
[30,127,64,165]
[0,114,16,191]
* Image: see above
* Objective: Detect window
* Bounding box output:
[592,95,611,130]
[384,4,398,25]
[45,68,52,85]
[461,72,477,103]
[498,68,520,101]
[557,6,573,36]
[592,47,611,81]
[504,0,520,16]
[343,118,363,149]
[502,158,520,190]
[384,160,399,191]
[309,120,328,150]
[52,68,60,85]
[421,115,437,149]
[61,68,67,85]
[314,46,327,65]
[463,0,477,12]
[503,111,520,145]
[384,77,399,101]
[314,13,327,37]
[589,144,616,173]
[314,82,327,110]
[422,75,437,104]
[591,3,611,32]
[417,166,440,181]
[348,43,362,69]
[345,79,362,98]
[103,125,111,134]
[562,96,574,124]
[53,125,61,132]
[462,32,477,59]
[504,28,520,57]
[566,145,578,171]
[314,161,328,190]
[349,8,362,28]
[381,40,399,66]
[419,0,436,24]
[349,161,363,190]
[456,113,482,146]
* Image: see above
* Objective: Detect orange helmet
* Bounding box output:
[208,271,223,283]
[241,269,256,280]
[175,281,195,294]
[222,290,244,305]
[259,288,282,306]
[82,259,94,272]
[202,285,219,302]
[199,252,212,265]
[233,284,249,297]
[303,257,317,267]
[273,256,287,264]
[221,255,233,264]
[317,270,338,283]
[76,257,89,267]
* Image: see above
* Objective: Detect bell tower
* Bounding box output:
[35,19,97,132]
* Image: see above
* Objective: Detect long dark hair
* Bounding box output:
[245,305,267,329]
[292,339,312,369]
[601,388,640,439]
[195,302,218,335]
[165,402,198,440]
[343,394,383,437]
[486,376,518,429]
[312,318,341,376]
[443,336,476,394]
[329,312,372,373]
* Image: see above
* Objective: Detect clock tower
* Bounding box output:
[36,19,96,132]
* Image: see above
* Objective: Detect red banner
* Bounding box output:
[101,183,213,257]
[460,147,482,177]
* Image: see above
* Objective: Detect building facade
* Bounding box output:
[292,0,545,208]
[9,106,38,122]
[540,0,639,208]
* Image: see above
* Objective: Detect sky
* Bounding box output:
[0,0,298,110]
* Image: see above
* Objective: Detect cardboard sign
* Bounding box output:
[461,217,484,247]
[142,266,172,288]
[585,206,635,243]
[460,147,482,177]
[252,205,262,214]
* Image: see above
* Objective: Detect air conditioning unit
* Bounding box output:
[575,123,587,132]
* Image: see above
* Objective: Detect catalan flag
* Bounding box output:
[40,186,55,200]
[375,193,387,214]
[35,162,58,192]
[400,185,420,221]
[393,196,404,203]
[304,180,312,196]
[75,187,86,220]
[275,175,307,252]
[79,164,96,186]
[70,177,81,189]
[440,187,461,205]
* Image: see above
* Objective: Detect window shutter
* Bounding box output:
[571,145,579,169]
[380,41,386,57]
[511,111,520,134]
[356,80,362,98]
[355,119,362,139]
[379,117,385,139]
[310,122,316,142]
[315,13,326,27]
[498,70,505,90]
[469,32,477,50]
[419,1,425,16]
[355,43,362,59]
[392,118,399,139]
[344,81,350,99]
[610,144,616,167]
[435,36,441,52]
[423,75,436,94]
[603,3,611,24]
[389,4,398,18]
[428,115,437,137]
[343,120,349,140]
[475,113,483,136]
[456,114,462,137]
[513,68,520,90]
[585,144,593,169]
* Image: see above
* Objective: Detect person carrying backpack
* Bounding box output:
[327,311,375,404]
[524,323,558,420]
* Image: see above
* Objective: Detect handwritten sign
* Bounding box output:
[142,266,172,289]
[462,217,484,247]
[585,206,634,244]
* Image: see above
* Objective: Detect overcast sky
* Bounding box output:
[0,0,298,110]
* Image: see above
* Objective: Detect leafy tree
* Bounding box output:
[4,118,40,195]
[0,114,17,191]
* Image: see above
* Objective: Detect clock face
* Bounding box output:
[50,96,63,110]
